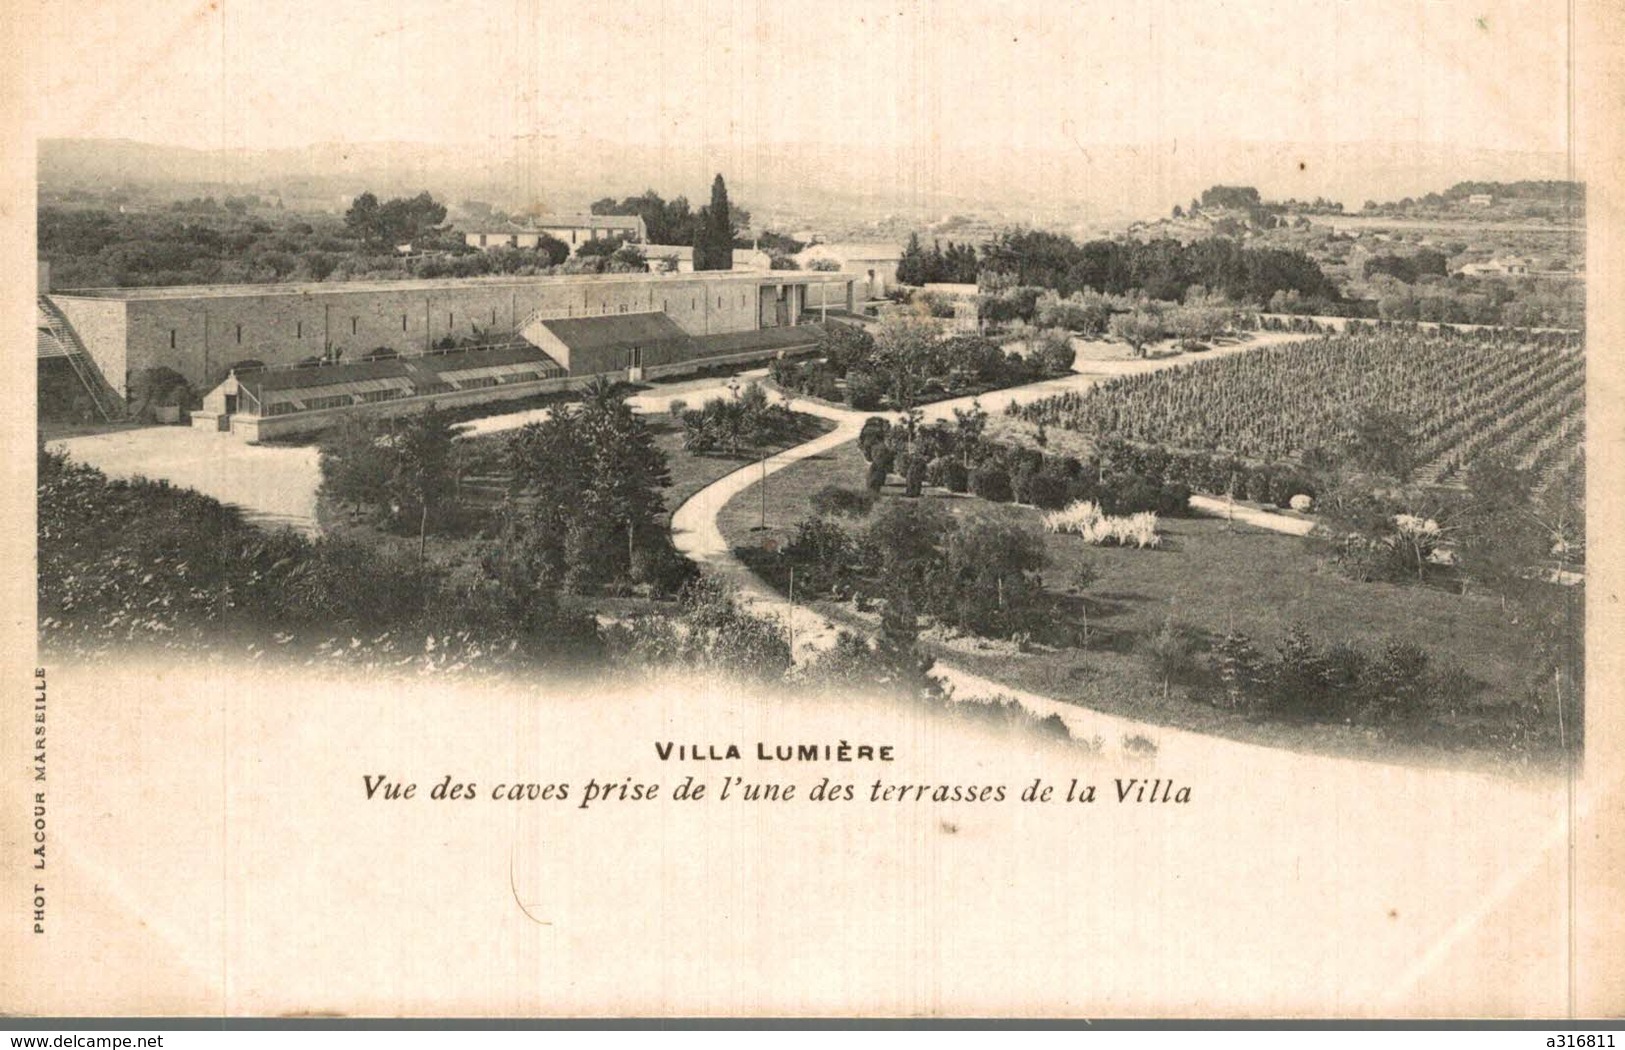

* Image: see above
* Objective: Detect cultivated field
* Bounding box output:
[1011,329,1585,488]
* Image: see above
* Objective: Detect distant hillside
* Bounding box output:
[40,137,1572,233]
[1358,180,1583,223]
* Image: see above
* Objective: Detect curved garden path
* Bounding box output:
[670,331,1371,756]
[668,348,1319,760]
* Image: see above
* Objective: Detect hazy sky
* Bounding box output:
[31,0,1571,158]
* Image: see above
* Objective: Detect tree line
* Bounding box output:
[590,175,752,270]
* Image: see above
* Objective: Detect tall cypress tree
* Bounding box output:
[707,174,733,271]
[691,212,711,272]
[896,232,926,285]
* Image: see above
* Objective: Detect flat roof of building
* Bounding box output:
[539,312,694,353]
[233,342,561,398]
[51,269,853,302]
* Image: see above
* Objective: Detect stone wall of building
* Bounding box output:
[49,297,129,394]
[54,273,852,393]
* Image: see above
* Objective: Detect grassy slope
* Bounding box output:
[716,436,1564,769]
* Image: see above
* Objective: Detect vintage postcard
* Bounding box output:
[2,0,1621,1021]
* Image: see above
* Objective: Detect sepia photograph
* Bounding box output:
[3,0,1621,1026]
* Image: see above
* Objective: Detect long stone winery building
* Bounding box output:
[43,269,857,440]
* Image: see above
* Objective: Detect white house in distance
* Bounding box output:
[465,214,648,255]
[635,245,776,274]
[1457,255,1531,277]
[794,242,903,302]
[642,245,693,272]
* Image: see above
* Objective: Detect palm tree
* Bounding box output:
[581,374,623,407]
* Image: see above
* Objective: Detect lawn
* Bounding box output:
[716,436,1574,769]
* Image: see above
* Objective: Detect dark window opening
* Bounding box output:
[235,324,242,344]
[168,329,176,348]
[351,317,358,335]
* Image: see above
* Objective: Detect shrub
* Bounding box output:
[1063,474,1100,506]
[1158,481,1193,516]
[970,463,1013,503]
[902,454,928,498]
[1099,473,1162,516]
[1100,472,1189,517]
[866,445,896,493]
[845,370,883,410]
[1010,459,1039,504]
[1366,639,1432,725]
[858,416,891,461]
[605,578,790,681]
[1144,616,1201,696]
[802,362,840,400]
[820,320,876,376]
[1029,328,1077,374]
[809,485,876,518]
[628,538,699,597]
[785,516,856,595]
[856,500,952,588]
[939,518,1052,637]
[1211,631,1268,710]
[1122,734,1160,758]
[1027,469,1072,510]
[126,366,193,420]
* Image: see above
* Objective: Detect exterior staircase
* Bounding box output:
[37,297,123,422]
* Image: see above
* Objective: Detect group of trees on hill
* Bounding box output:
[772,317,1075,411]
[1196,186,1263,210]
[343,191,449,248]
[975,230,1340,307]
[1363,249,1450,284]
[896,235,980,285]
[41,189,472,287]
[589,175,748,271]
[1360,181,1584,222]
[41,175,766,288]
[892,226,1340,313]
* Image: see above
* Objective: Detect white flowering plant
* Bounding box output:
[1042,500,1161,549]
